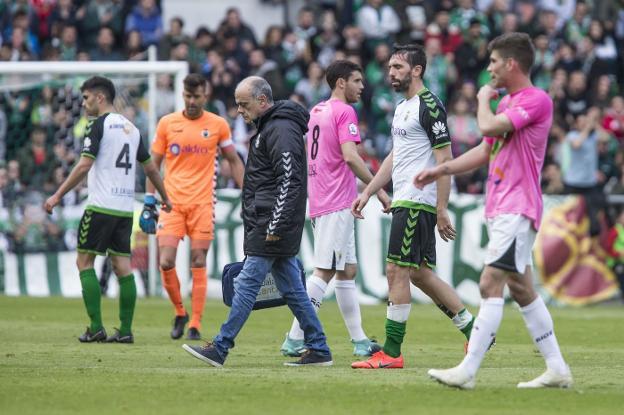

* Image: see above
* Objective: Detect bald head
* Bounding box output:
[235,76,274,124]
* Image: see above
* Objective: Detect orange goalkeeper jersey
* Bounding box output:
[152,111,233,205]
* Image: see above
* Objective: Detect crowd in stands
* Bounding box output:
[0,0,624,254]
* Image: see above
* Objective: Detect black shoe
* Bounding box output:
[186,327,201,340]
[182,342,225,367]
[78,327,107,343]
[284,350,333,366]
[105,328,134,344]
[171,314,189,339]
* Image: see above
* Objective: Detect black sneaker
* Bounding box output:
[105,328,134,344]
[182,342,225,367]
[171,314,189,339]
[186,327,201,340]
[284,350,333,367]
[78,327,107,343]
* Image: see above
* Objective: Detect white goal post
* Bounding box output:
[0,55,189,296]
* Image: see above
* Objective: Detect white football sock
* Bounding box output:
[335,279,366,341]
[288,275,327,341]
[387,303,411,323]
[459,297,504,377]
[520,296,568,374]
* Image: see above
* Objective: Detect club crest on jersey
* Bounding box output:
[404,110,410,121]
[201,129,210,139]
[348,123,358,135]
[83,137,92,150]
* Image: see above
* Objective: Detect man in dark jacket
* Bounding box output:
[182,76,333,367]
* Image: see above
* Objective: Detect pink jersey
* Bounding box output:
[483,86,552,229]
[307,98,361,218]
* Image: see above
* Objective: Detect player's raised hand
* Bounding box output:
[377,189,392,213]
[477,84,499,102]
[139,194,159,234]
[436,209,456,242]
[44,194,60,214]
[351,193,370,219]
[414,167,441,189]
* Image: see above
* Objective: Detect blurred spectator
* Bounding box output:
[448,96,480,157]
[540,0,576,30]
[541,162,565,194]
[450,0,489,36]
[158,16,191,60]
[248,48,287,100]
[89,26,123,61]
[364,43,391,90]
[125,0,163,48]
[563,0,591,45]
[454,18,489,84]
[0,164,7,208]
[357,0,401,56]
[0,107,6,161]
[5,159,24,207]
[587,19,619,80]
[5,9,40,58]
[396,0,430,44]
[426,10,463,54]
[49,0,81,38]
[124,29,145,60]
[532,32,557,91]
[262,25,286,68]
[293,6,317,45]
[16,126,55,189]
[423,37,456,104]
[30,85,55,128]
[11,191,63,253]
[216,7,257,48]
[516,0,540,37]
[341,24,365,58]
[79,0,124,52]
[154,74,175,118]
[294,61,330,109]
[311,10,341,69]
[560,70,590,124]
[603,96,624,143]
[204,80,227,118]
[58,23,78,60]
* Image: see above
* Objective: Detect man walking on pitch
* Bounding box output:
[416,33,572,389]
[281,60,391,358]
[351,44,480,370]
[182,76,332,367]
[44,76,171,343]
[140,74,244,341]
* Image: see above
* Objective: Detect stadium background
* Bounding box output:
[0,0,623,305]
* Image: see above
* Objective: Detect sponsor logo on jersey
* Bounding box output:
[83,137,92,151]
[169,143,209,156]
[348,123,358,135]
[391,126,407,136]
[432,121,448,138]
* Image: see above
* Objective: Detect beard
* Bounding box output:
[392,75,412,93]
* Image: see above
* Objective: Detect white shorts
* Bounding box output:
[311,208,357,271]
[484,214,536,274]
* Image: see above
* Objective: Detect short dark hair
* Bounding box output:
[488,32,535,74]
[183,73,207,91]
[391,43,427,77]
[80,76,115,103]
[325,60,362,90]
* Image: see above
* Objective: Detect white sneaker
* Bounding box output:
[517,367,573,389]
[428,366,476,390]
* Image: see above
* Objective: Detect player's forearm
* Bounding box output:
[438,142,489,177]
[346,155,375,185]
[144,162,169,201]
[363,152,393,196]
[436,174,451,211]
[55,162,90,198]
[145,153,163,194]
[477,99,499,137]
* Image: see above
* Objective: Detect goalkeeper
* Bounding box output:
[141,73,244,341]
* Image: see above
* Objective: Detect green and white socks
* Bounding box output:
[79,269,137,336]
[80,269,103,332]
[383,303,411,358]
[118,274,136,336]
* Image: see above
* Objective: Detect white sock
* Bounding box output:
[288,275,327,341]
[387,303,411,323]
[520,296,568,374]
[459,297,504,377]
[452,308,474,332]
[335,279,366,341]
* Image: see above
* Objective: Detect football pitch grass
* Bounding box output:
[1,296,623,415]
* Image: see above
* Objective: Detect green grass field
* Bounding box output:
[1,296,623,414]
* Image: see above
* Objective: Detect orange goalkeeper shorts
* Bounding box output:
[157,203,214,248]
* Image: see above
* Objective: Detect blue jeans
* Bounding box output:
[213,255,331,359]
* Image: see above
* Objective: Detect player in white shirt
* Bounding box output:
[45,76,171,344]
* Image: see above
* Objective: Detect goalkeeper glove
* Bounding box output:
[139,194,159,234]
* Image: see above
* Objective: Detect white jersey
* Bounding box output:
[391,88,451,211]
[81,112,150,216]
